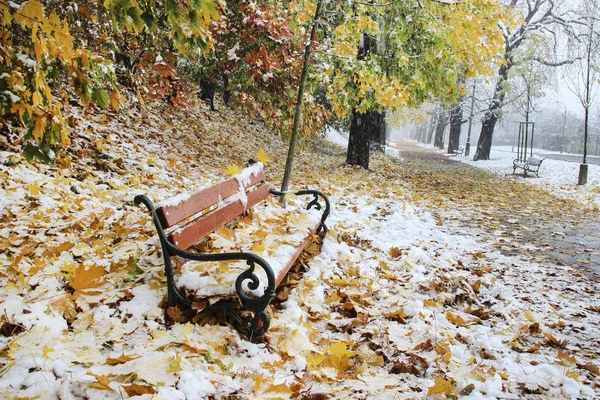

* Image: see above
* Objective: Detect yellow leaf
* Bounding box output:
[0,3,11,26]
[467,251,487,259]
[32,116,48,141]
[88,373,114,391]
[42,344,54,357]
[256,148,270,165]
[122,384,157,396]
[251,241,265,252]
[412,194,423,202]
[168,354,182,374]
[566,370,579,381]
[262,382,294,396]
[32,91,43,106]
[424,299,442,308]
[29,181,42,196]
[51,295,77,323]
[14,0,44,29]
[524,310,536,322]
[447,311,474,327]
[557,350,576,365]
[70,265,107,298]
[225,164,242,176]
[110,91,124,108]
[217,227,236,239]
[427,377,455,396]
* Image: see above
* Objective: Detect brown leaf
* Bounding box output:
[579,362,600,376]
[50,296,77,323]
[122,383,157,396]
[106,353,140,365]
[389,246,402,259]
[460,383,475,395]
[166,306,190,323]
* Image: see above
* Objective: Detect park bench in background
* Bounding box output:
[134,162,329,339]
[513,156,544,177]
[450,145,465,156]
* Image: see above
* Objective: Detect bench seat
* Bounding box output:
[177,200,322,299]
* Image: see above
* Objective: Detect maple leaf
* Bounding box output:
[256,148,270,165]
[29,181,42,196]
[427,377,455,396]
[14,0,44,29]
[69,264,107,299]
[225,164,242,175]
[122,383,157,396]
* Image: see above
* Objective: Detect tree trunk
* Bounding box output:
[434,109,449,149]
[473,63,509,161]
[347,109,379,169]
[426,107,438,144]
[447,100,464,153]
[371,110,387,151]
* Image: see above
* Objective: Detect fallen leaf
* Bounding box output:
[122,383,157,396]
[225,164,242,176]
[256,148,270,165]
[88,373,114,391]
[106,353,140,365]
[427,377,455,396]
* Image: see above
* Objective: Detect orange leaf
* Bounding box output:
[70,265,107,298]
[122,383,157,396]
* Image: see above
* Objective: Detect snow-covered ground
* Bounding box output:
[1,110,599,399]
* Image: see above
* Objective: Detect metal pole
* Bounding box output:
[530,123,535,158]
[465,81,476,157]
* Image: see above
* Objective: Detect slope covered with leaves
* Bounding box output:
[1,98,599,399]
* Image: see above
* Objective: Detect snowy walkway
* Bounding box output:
[391,140,600,275]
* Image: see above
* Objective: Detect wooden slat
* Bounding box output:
[170,183,270,249]
[157,171,266,228]
[276,234,312,287]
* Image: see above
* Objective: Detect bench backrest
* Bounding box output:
[156,171,269,249]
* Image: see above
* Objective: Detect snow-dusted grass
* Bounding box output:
[428,143,600,210]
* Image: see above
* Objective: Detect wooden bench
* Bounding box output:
[513,156,544,177]
[134,162,329,339]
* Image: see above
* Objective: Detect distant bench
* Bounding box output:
[450,145,465,156]
[134,162,329,339]
[513,156,544,177]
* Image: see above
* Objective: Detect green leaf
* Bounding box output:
[92,88,109,108]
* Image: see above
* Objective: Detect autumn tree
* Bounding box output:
[472,0,578,161]
[320,0,504,169]
[1,0,220,162]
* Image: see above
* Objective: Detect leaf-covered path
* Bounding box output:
[391,141,600,275]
